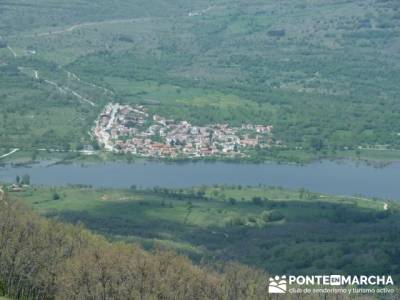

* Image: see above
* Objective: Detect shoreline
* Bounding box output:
[0,148,399,168]
[0,156,399,200]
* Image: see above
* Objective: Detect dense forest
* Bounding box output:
[0,190,383,300]
[0,190,264,299]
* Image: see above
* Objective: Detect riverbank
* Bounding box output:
[0,159,399,200]
[1,147,400,167]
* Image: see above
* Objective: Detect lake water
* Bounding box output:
[0,160,398,199]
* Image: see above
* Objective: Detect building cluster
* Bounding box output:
[93,103,274,158]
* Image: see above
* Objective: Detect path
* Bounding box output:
[42,76,97,107]
[25,6,215,38]
[27,17,151,38]
[0,149,19,159]
[357,146,400,152]
[6,46,17,58]
[188,6,214,17]
[105,104,119,131]
[66,70,114,95]
[67,88,96,107]
[36,148,98,155]
[19,67,97,107]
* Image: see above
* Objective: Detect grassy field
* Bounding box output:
[0,65,101,150]
[10,184,400,278]
[1,0,400,161]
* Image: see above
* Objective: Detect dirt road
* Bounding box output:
[0,148,19,159]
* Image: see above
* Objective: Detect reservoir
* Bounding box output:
[0,160,398,200]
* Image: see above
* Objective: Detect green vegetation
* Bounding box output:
[2,1,400,298]
[4,188,389,300]
[0,190,272,300]
[11,184,400,281]
[0,65,99,150]
[1,0,400,162]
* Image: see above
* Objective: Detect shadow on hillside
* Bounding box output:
[47,199,400,277]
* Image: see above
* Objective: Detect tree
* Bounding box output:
[251,196,263,206]
[0,190,372,300]
[31,150,38,161]
[299,187,305,199]
[310,137,324,152]
[91,140,100,150]
[21,174,30,185]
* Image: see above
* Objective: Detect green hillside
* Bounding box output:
[0,189,267,300]
[11,185,400,280]
[3,188,391,300]
[1,0,400,161]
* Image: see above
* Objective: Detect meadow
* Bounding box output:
[10,184,400,278]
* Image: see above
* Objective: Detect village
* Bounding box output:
[93,103,274,158]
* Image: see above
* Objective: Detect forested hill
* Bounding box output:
[0,190,380,300]
[0,190,262,299]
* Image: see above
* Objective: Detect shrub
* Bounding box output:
[260,210,284,222]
